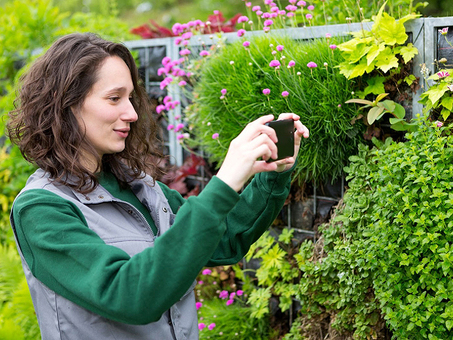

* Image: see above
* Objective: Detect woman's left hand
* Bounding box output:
[273,113,309,173]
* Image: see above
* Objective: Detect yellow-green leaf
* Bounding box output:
[377,13,408,46]
[366,43,386,66]
[441,95,453,111]
[400,43,419,63]
[441,108,451,121]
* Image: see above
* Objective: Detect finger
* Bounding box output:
[252,159,279,174]
[248,134,278,159]
[239,117,278,143]
[294,120,309,138]
[277,112,300,121]
[250,142,277,162]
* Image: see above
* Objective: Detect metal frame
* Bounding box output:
[124,17,453,168]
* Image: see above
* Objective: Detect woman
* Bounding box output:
[7,33,309,340]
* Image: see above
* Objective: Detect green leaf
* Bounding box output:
[381,100,396,112]
[404,74,417,86]
[393,103,406,119]
[428,86,449,106]
[366,43,386,66]
[400,43,419,63]
[377,13,408,46]
[441,95,453,111]
[364,77,386,96]
[368,106,385,124]
[350,59,373,78]
[375,47,399,73]
[441,108,451,121]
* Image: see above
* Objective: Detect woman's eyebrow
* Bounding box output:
[105,86,134,95]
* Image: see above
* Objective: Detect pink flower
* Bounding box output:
[202,269,212,275]
[212,133,219,139]
[208,323,216,330]
[237,29,246,37]
[279,10,286,15]
[439,27,449,36]
[307,61,317,68]
[288,60,296,67]
[167,124,174,131]
[256,10,263,15]
[236,290,244,296]
[175,123,185,132]
[172,23,183,35]
[156,105,166,114]
[219,290,229,299]
[252,5,261,11]
[238,15,249,23]
[263,88,271,95]
[178,80,187,86]
[437,71,450,78]
[306,13,313,20]
[199,50,210,57]
[181,32,193,40]
[329,44,337,50]
[198,323,206,330]
[196,302,203,310]
[221,88,227,95]
[276,45,284,51]
[436,121,444,127]
[262,12,271,18]
[229,292,236,298]
[308,5,314,10]
[226,299,234,306]
[263,27,270,33]
[297,0,306,6]
[264,19,274,26]
[282,91,289,97]
[179,49,191,56]
[176,134,185,140]
[289,0,297,3]
[270,6,279,12]
[163,95,172,104]
[213,10,219,14]
[198,280,203,285]
[243,41,250,47]
[264,0,272,4]
[161,56,172,66]
[246,2,252,7]
[174,37,183,45]
[448,84,453,91]
[269,60,281,68]
[287,12,295,17]
[326,33,332,38]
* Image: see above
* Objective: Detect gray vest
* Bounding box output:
[10,169,198,340]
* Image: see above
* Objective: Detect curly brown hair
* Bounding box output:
[7,32,164,193]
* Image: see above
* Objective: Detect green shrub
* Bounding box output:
[184,34,365,184]
[290,115,453,338]
[0,2,137,339]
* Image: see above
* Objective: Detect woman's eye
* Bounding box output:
[109,97,120,102]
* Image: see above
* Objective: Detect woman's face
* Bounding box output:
[76,56,138,165]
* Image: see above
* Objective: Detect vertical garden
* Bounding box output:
[2,0,453,339]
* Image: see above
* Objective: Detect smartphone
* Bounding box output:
[265,119,294,162]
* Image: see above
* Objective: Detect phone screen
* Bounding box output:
[265,119,294,162]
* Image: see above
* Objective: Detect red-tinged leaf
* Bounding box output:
[368,106,385,125]
[345,99,374,105]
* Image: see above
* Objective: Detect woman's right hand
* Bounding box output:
[216,114,283,192]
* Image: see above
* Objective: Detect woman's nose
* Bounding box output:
[122,100,138,122]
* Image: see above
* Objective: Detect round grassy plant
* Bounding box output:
[184,34,364,184]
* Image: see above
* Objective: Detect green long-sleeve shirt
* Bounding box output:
[12,170,291,324]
